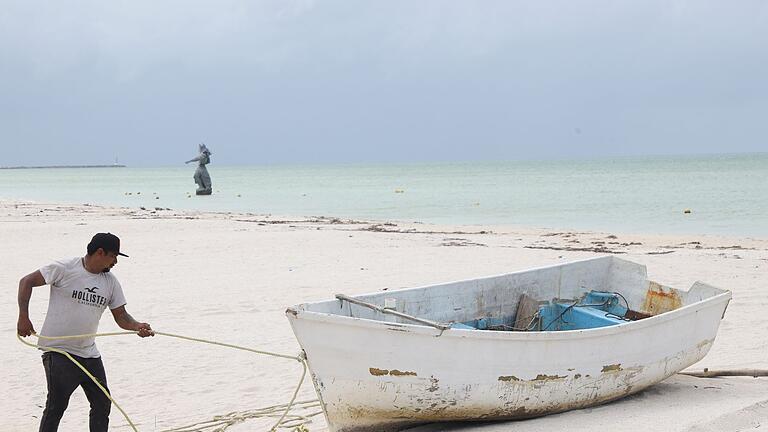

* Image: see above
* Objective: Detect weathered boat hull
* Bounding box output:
[286,257,731,432]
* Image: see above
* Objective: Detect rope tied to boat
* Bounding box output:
[17,331,322,431]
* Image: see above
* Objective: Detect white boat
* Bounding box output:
[286,256,731,432]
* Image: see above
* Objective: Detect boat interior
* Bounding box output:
[300,256,727,332]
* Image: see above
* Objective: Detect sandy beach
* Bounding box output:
[2,200,766,431]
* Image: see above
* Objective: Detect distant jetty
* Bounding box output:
[0,164,126,170]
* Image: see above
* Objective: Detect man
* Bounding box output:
[17,232,154,432]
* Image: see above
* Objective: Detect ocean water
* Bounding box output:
[1,153,766,236]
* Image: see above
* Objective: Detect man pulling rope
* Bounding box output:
[17,233,154,432]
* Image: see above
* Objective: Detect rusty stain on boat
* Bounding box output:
[642,281,683,315]
[601,364,623,373]
[369,368,417,377]
[532,374,567,381]
[328,363,691,431]
[498,375,521,382]
[333,384,645,429]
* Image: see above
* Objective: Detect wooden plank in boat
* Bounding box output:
[513,293,540,331]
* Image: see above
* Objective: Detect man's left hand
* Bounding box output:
[136,322,155,337]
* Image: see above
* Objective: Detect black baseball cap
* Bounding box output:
[88,233,129,257]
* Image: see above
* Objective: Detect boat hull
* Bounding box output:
[286,258,731,431]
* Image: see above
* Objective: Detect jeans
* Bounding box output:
[39,351,111,432]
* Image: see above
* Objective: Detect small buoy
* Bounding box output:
[683,209,691,214]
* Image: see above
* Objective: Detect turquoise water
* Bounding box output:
[1,154,766,236]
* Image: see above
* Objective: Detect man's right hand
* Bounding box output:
[17,315,35,337]
[18,270,45,337]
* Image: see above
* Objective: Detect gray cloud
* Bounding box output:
[1,0,766,166]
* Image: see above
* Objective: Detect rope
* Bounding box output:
[17,331,320,431]
[541,300,579,331]
[163,400,322,431]
[17,333,139,431]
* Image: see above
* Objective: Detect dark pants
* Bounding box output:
[39,352,111,432]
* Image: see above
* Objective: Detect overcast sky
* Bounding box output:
[1,1,766,166]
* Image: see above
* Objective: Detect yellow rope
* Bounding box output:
[17,333,139,431]
[17,331,318,431]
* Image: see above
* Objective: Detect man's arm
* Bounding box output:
[111,306,154,337]
[17,270,46,336]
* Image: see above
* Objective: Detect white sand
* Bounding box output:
[1,200,766,431]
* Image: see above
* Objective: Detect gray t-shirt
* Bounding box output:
[38,257,127,358]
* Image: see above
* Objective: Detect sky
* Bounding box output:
[1,1,767,167]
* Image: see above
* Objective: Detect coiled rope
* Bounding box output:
[17,331,321,431]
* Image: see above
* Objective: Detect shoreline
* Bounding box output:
[3,198,766,243]
[2,199,766,431]
[0,165,126,169]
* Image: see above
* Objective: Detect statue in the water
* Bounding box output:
[185,143,213,195]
